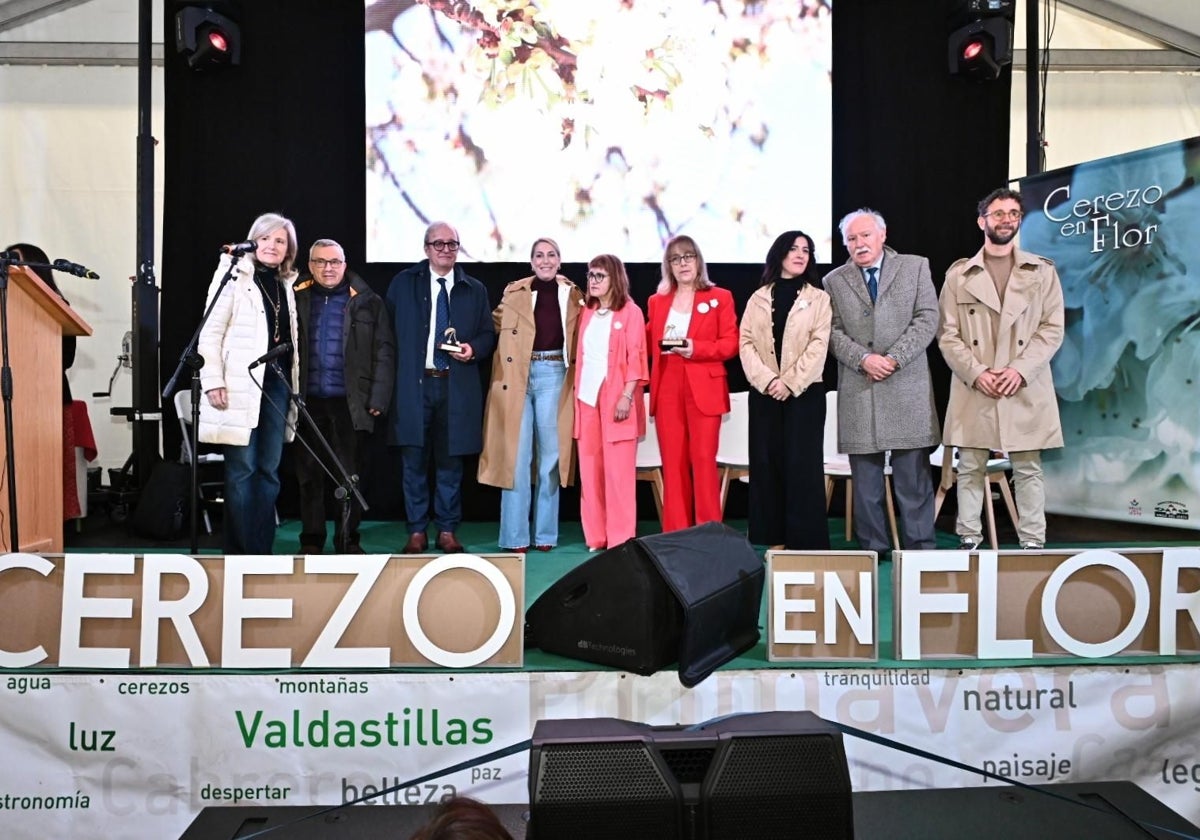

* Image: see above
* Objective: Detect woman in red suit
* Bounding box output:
[573,254,648,550]
[646,235,738,532]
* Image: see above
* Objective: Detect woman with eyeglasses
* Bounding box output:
[645,235,738,532]
[573,254,648,550]
[479,237,584,552]
[739,230,832,549]
[197,212,301,554]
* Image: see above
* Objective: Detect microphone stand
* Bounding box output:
[162,254,244,554]
[265,360,368,554]
[0,255,85,551]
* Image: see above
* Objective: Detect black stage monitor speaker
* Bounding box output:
[852,782,1200,839]
[178,803,531,838]
[524,522,764,686]
[528,711,853,840]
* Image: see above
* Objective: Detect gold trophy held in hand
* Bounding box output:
[660,323,687,352]
[438,326,462,355]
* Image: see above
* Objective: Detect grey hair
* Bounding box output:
[309,238,344,258]
[424,220,459,244]
[245,212,298,276]
[837,208,887,243]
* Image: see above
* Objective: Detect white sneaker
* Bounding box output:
[1020,541,1044,550]
[958,537,981,551]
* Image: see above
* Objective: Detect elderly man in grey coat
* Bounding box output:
[825,208,940,555]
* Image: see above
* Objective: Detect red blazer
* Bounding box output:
[646,285,738,417]
[573,301,649,443]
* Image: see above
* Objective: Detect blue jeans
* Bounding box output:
[223,372,288,554]
[400,376,462,534]
[499,360,564,548]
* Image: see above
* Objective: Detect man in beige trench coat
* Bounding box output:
[938,187,1065,550]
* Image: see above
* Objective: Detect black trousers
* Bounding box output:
[747,386,830,550]
[294,396,366,550]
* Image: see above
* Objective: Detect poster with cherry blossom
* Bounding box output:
[1019,136,1200,530]
[364,0,833,264]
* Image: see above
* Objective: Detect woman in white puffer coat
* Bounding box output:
[197,212,301,554]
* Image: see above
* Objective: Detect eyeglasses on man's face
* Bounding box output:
[425,240,460,252]
[310,258,344,268]
[986,209,1023,222]
[668,252,697,266]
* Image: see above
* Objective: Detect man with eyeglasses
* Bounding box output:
[938,187,1065,551]
[386,221,495,554]
[292,238,395,554]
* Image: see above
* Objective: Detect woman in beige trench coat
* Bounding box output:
[478,238,584,551]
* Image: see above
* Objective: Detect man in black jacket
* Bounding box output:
[293,239,395,553]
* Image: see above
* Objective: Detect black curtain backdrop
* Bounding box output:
[161,0,1010,524]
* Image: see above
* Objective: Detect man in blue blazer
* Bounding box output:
[386,222,496,553]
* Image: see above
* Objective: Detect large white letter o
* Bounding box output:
[402,553,516,668]
[1043,550,1149,658]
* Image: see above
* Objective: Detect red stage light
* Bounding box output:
[175,6,241,71]
[947,9,1013,80]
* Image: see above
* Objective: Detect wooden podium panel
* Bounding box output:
[0,265,91,554]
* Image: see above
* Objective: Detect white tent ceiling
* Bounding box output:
[1,0,1199,68]
[1106,0,1200,49]
[1014,0,1200,71]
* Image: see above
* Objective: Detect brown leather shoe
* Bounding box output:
[403,532,428,554]
[436,530,464,553]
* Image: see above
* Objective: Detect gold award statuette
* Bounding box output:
[660,323,686,351]
[438,326,462,354]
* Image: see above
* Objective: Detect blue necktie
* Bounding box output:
[434,276,451,370]
[866,267,878,303]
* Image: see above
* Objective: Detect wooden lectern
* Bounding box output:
[0,265,92,554]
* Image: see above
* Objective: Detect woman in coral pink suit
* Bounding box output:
[573,255,648,550]
[646,235,738,531]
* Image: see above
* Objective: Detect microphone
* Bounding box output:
[52,259,100,279]
[248,342,292,370]
[223,240,258,256]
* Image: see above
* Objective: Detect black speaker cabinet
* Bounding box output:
[178,804,530,839]
[525,522,764,686]
[528,711,853,840]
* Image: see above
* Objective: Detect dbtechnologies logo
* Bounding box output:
[577,639,636,657]
[1154,500,1189,521]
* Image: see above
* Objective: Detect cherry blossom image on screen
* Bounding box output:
[365,0,833,263]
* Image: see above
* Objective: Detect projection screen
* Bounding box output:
[366,0,832,263]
